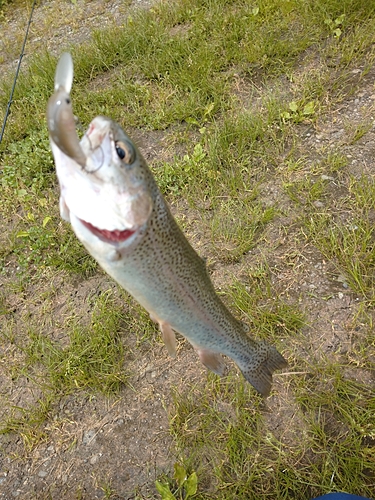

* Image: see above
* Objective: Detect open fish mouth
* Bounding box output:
[79,218,137,244]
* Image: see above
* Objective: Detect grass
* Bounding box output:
[0,290,131,449]
[24,291,130,394]
[168,372,375,499]
[1,0,375,497]
[285,168,375,303]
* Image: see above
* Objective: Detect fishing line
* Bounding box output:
[0,0,37,144]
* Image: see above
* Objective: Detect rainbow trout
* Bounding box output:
[47,53,287,396]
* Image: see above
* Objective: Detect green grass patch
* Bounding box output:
[287,173,375,302]
[227,266,305,339]
[0,395,53,451]
[167,368,374,499]
[2,0,375,145]
[304,213,375,301]
[22,290,130,395]
[0,290,130,449]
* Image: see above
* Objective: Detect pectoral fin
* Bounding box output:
[60,196,70,222]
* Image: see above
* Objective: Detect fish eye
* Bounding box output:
[115,140,135,164]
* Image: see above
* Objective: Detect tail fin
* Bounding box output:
[239,342,287,397]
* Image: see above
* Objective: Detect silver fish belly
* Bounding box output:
[47,53,287,396]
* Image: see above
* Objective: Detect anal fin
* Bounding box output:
[159,321,177,358]
[150,313,177,358]
[196,349,226,376]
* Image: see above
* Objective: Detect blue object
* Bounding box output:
[314,494,372,500]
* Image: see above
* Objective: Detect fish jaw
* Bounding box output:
[68,213,146,264]
[50,116,153,249]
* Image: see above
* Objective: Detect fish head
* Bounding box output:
[47,54,153,252]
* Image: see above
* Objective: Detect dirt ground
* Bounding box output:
[0,1,375,499]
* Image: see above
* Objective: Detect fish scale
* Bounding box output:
[47,53,287,396]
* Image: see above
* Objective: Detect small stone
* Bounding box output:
[332,129,344,139]
[313,200,324,208]
[90,454,99,465]
[82,429,96,445]
[338,292,344,299]
[38,470,48,478]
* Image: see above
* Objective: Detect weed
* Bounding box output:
[156,463,198,500]
[280,100,317,123]
[98,478,118,499]
[320,151,348,173]
[324,14,346,38]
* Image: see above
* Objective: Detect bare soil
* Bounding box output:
[0,1,374,499]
